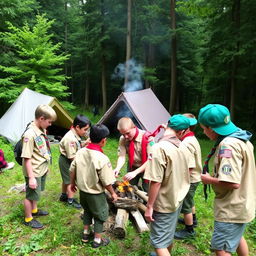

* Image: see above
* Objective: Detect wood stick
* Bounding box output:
[137,202,147,213]
[113,198,138,211]
[130,210,150,233]
[113,209,129,238]
[133,186,148,202]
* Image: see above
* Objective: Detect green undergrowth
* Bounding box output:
[0,136,256,255]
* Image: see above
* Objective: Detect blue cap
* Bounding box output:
[198,104,238,136]
[168,114,191,131]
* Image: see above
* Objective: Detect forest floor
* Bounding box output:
[0,139,256,256]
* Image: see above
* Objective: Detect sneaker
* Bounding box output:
[24,219,44,229]
[68,198,82,209]
[32,209,49,217]
[174,229,196,240]
[149,252,157,256]
[92,237,110,248]
[59,194,68,202]
[178,217,198,227]
[2,162,15,171]
[81,232,93,243]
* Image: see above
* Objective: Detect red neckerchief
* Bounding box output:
[86,143,103,153]
[181,131,195,141]
[128,127,139,170]
[141,125,163,164]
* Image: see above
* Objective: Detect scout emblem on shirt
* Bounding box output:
[219,146,232,158]
[35,135,51,162]
[222,164,232,175]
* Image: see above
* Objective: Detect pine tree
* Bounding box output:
[0,14,70,103]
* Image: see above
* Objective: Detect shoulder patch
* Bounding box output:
[70,142,75,147]
[24,137,29,143]
[219,148,232,158]
[107,162,112,168]
[222,164,232,175]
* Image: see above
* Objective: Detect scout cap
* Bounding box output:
[198,104,238,135]
[168,114,191,131]
[188,117,197,126]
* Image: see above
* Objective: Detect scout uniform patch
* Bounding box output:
[221,164,232,175]
[219,146,232,158]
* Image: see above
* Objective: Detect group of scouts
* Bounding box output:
[20,103,256,255]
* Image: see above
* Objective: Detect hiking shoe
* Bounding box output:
[32,209,49,217]
[92,237,110,248]
[178,217,198,227]
[2,162,15,171]
[174,229,196,240]
[68,198,82,209]
[24,219,44,229]
[81,232,93,243]
[59,194,68,202]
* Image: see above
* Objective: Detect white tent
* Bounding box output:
[0,88,73,143]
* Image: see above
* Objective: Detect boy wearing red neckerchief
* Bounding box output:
[113,117,155,192]
[70,124,117,248]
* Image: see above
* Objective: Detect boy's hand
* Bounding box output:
[145,206,155,222]
[123,171,137,181]
[113,169,119,177]
[111,192,118,202]
[70,184,77,192]
[29,177,37,189]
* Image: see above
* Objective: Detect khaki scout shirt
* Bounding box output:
[118,129,154,168]
[70,147,116,194]
[213,137,256,223]
[21,122,51,177]
[59,129,81,159]
[144,140,190,213]
[182,136,202,183]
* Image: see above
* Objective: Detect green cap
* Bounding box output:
[168,114,191,131]
[188,117,197,126]
[198,104,238,135]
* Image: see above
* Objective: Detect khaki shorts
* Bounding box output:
[25,173,47,201]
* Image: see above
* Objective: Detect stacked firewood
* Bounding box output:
[105,181,149,239]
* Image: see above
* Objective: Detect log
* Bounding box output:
[113,209,129,238]
[137,202,147,213]
[130,210,150,233]
[133,186,148,202]
[113,198,138,211]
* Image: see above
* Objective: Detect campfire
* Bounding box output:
[105,181,149,238]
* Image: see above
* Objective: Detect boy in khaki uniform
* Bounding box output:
[174,114,202,239]
[199,104,256,256]
[21,104,57,229]
[70,124,117,248]
[114,117,154,192]
[59,114,90,208]
[144,115,192,256]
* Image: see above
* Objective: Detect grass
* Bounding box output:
[1,125,256,255]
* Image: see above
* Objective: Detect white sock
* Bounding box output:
[83,229,90,235]
[94,237,101,243]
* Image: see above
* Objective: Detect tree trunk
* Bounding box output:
[84,58,89,108]
[169,0,177,114]
[101,0,107,113]
[125,0,132,86]
[230,0,240,120]
[64,1,68,87]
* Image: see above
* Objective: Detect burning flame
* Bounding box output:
[116,180,133,193]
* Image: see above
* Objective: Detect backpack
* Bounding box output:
[14,122,32,165]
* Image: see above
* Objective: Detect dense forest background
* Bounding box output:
[0,0,256,134]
